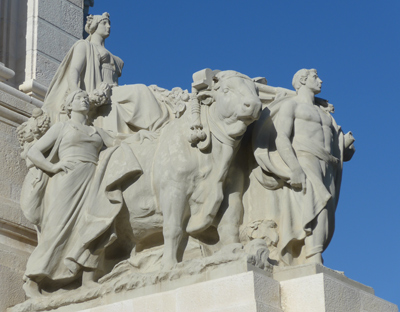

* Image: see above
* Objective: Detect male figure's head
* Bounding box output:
[292,69,322,95]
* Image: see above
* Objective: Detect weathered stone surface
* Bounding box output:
[9,264,279,312]
[9,266,397,312]
[0,4,397,312]
[34,53,62,87]
[38,0,83,38]
[67,0,84,9]
[61,1,85,38]
[0,263,27,312]
[280,273,398,312]
[273,263,373,294]
[0,86,38,311]
[37,19,80,62]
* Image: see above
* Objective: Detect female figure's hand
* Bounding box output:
[51,160,77,174]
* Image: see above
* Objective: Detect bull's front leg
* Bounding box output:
[160,185,188,271]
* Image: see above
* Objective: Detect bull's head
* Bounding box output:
[189,69,262,149]
[211,71,262,137]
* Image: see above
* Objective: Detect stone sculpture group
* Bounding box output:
[17,12,355,298]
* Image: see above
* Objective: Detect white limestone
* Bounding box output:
[9,266,396,312]
[11,11,357,307]
[48,271,282,312]
[273,263,373,294]
[280,273,397,312]
[0,3,397,312]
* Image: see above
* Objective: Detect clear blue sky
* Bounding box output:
[93,0,400,305]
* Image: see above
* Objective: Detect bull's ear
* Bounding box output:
[197,91,214,106]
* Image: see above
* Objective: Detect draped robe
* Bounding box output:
[247,97,346,265]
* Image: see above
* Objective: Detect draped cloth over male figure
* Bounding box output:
[248,69,355,266]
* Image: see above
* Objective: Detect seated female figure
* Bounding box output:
[43,12,170,134]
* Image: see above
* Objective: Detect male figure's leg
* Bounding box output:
[304,208,329,264]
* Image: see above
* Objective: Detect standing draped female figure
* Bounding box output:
[21,90,142,296]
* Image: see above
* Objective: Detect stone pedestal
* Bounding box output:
[74,265,398,312]
[77,271,282,312]
[9,264,398,312]
[280,273,397,312]
[275,264,397,312]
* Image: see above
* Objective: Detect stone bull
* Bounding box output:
[121,70,262,269]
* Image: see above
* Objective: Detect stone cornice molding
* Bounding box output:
[0,82,43,108]
[0,82,43,125]
[19,79,48,101]
[0,218,37,247]
[0,62,15,82]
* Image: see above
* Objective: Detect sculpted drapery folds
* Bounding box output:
[42,12,170,134]
[20,68,264,296]
[18,12,355,301]
[20,91,141,296]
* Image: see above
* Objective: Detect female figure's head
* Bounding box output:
[85,12,110,40]
[63,90,90,117]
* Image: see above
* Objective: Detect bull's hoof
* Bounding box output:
[160,260,177,272]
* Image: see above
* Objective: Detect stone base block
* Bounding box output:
[75,266,397,312]
[8,264,398,312]
[280,272,398,312]
[77,271,282,312]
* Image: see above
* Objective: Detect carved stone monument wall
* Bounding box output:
[0,1,85,310]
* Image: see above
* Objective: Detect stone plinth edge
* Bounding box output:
[76,271,282,312]
[0,63,15,82]
[280,272,398,312]
[273,263,374,294]
[8,257,274,312]
[8,263,399,312]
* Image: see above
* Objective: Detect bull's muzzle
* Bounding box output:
[240,98,262,122]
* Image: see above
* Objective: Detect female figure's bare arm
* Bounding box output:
[67,41,88,92]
